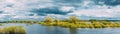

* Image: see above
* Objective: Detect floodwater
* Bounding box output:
[0,23,120,34]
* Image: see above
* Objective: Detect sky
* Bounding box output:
[0,0,120,21]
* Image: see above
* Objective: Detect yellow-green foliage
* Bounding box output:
[41,22,56,26]
[0,26,26,34]
[40,16,120,28]
[70,16,79,24]
[41,21,120,28]
[45,16,53,23]
[54,18,60,24]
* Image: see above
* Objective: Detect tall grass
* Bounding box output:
[40,16,120,28]
[0,26,26,34]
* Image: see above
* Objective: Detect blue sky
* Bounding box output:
[0,0,120,21]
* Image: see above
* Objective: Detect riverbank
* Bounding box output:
[40,22,120,28]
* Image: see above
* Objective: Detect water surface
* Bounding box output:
[1,23,120,34]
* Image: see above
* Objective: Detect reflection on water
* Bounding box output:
[1,23,120,34]
[70,28,78,34]
[46,26,69,34]
[46,26,53,34]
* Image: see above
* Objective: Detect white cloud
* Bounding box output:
[82,0,95,6]
[6,0,16,3]
[69,5,120,18]
[60,6,75,11]
[0,0,54,20]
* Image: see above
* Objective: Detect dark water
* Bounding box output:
[1,23,120,34]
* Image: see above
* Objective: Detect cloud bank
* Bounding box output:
[0,0,120,21]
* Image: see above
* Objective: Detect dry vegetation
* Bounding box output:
[40,16,120,28]
[0,26,26,34]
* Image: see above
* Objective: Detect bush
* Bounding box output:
[0,26,26,34]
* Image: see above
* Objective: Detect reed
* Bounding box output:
[0,26,26,34]
[40,16,120,28]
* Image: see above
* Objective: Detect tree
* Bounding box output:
[89,19,97,23]
[54,18,60,23]
[45,16,53,23]
[70,16,79,24]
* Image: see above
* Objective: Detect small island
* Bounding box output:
[40,16,120,28]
